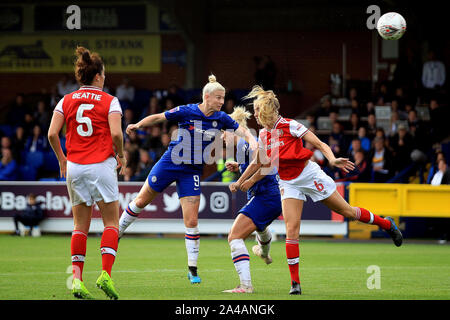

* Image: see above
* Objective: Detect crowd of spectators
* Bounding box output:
[0,48,448,185]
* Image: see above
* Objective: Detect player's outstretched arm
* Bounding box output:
[47,111,67,178]
[126,113,167,135]
[303,131,355,173]
[230,148,264,192]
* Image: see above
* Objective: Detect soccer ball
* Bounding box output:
[376,12,407,40]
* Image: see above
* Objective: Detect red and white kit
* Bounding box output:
[55,86,122,206]
[259,116,336,201]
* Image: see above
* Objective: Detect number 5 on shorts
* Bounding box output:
[314,180,324,191]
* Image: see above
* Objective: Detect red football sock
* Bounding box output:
[71,230,87,281]
[354,207,391,230]
[100,226,119,276]
[286,239,300,284]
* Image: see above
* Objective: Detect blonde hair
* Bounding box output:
[229,106,251,129]
[244,85,280,127]
[202,74,225,99]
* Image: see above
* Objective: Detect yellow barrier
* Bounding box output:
[349,183,450,218]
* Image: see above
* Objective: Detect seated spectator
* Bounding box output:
[429,98,447,143]
[141,96,161,119]
[330,121,348,153]
[57,74,78,96]
[368,137,394,182]
[390,124,414,174]
[223,98,235,114]
[389,111,400,137]
[350,99,363,116]
[336,150,370,182]
[366,114,377,140]
[12,193,44,236]
[431,159,450,185]
[347,112,361,134]
[142,126,165,159]
[163,84,184,107]
[427,151,446,184]
[305,113,317,128]
[328,110,338,124]
[357,126,371,152]
[347,138,364,162]
[0,148,18,181]
[316,96,336,117]
[34,100,51,132]
[25,124,49,153]
[23,113,35,137]
[11,126,26,162]
[133,149,154,181]
[7,93,29,126]
[363,100,375,117]
[116,77,135,110]
[122,109,135,136]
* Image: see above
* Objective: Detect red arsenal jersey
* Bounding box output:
[259,116,313,180]
[54,86,122,164]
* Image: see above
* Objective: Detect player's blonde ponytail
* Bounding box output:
[202,74,225,99]
[229,106,251,129]
[244,85,280,128]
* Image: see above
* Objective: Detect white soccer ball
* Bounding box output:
[376,12,407,40]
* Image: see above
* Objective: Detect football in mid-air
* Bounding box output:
[376,12,406,40]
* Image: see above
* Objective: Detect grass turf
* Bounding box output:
[0,234,449,300]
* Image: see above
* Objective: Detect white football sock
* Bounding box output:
[118,201,143,237]
[229,239,252,287]
[185,226,200,267]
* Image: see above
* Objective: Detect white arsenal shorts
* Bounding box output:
[279,160,336,202]
[66,157,119,206]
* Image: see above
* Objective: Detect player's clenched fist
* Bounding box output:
[126,123,139,135]
[229,182,240,193]
[225,161,239,172]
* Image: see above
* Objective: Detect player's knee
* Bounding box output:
[184,217,198,228]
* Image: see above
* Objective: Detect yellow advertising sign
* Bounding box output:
[0,35,161,73]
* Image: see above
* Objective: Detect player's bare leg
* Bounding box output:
[118,179,159,238]
[71,204,94,299]
[180,196,202,283]
[223,214,257,293]
[282,198,303,295]
[321,191,403,246]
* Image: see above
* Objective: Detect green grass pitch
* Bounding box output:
[0,234,449,300]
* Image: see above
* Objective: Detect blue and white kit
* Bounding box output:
[236,137,282,231]
[147,103,239,197]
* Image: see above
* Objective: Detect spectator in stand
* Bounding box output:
[374,82,391,105]
[328,110,338,125]
[115,78,135,110]
[347,138,364,162]
[122,109,135,136]
[422,50,446,102]
[34,100,51,132]
[7,93,28,126]
[392,87,407,110]
[254,55,277,91]
[57,74,78,96]
[366,114,377,140]
[306,113,317,129]
[330,121,348,153]
[22,113,35,137]
[141,96,161,119]
[431,159,450,185]
[350,99,363,116]
[347,112,361,134]
[142,125,165,160]
[390,124,413,174]
[429,98,448,143]
[0,148,18,181]
[11,126,26,162]
[428,151,446,183]
[161,133,171,150]
[389,111,400,137]
[357,126,371,152]
[408,109,430,153]
[364,100,375,117]
[133,149,154,181]
[368,137,394,182]
[336,150,370,182]
[25,124,49,153]
[316,96,335,117]
[12,193,44,236]
[223,97,235,115]
[163,84,184,107]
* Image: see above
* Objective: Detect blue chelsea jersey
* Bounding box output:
[164,103,239,166]
[236,137,279,199]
